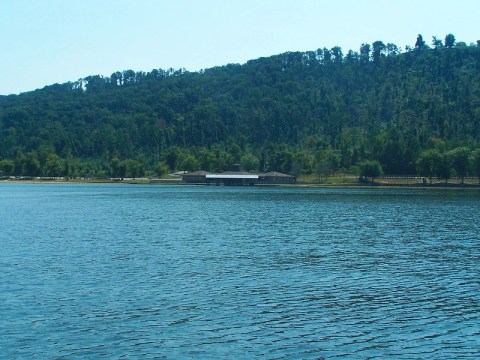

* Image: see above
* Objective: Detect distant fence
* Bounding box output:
[379,176,478,180]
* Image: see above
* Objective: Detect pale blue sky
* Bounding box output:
[1,0,479,95]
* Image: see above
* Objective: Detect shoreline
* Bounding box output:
[2,177,480,190]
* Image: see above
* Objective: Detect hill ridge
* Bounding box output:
[1,39,480,180]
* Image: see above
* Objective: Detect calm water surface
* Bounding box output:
[1,184,479,358]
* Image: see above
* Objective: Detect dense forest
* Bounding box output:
[1,34,480,181]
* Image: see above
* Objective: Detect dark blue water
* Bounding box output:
[1,184,479,359]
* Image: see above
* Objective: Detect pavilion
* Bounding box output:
[182,164,295,185]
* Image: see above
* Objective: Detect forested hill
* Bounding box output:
[1,36,480,179]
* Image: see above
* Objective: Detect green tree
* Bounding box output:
[179,155,199,172]
[240,153,260,172]
[316,148,340,181]
[44,153,64,177]
[118,161,127,179]
[360,43,371,63]
[416,149,441,184]
[372,41,386,63]
[378,128,408,174]
[269,146,294,174]
[330,46,343,63]
[415,34,426,49]
[23,151,41,176]
[445,33,456,48]
[436,153,451,183]
[196,147,216,171]
[0,159,15,176]
[386,43,399,55]
[37,144,56,168]
[110,157,121,177]
[212,146,232,172]
[64,155,75,178]
[447,147,470,183]
[154,162,169,177]
[124,159,142,178]
[358,160,383,183]
[164,147,180,172]
[226,141,242,164]
[432,36,443,49]
[470,149,480,183]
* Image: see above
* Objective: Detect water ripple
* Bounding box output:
[1,185,479,358]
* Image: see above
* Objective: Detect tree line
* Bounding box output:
[1,34,480,181]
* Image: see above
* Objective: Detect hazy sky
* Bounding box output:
[1,0,479,95]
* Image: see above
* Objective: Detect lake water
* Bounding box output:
[1,184,479,359]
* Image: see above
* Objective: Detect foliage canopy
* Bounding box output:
[1,34,480,180]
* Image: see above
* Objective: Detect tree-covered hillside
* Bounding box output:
[1,34,480,180]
